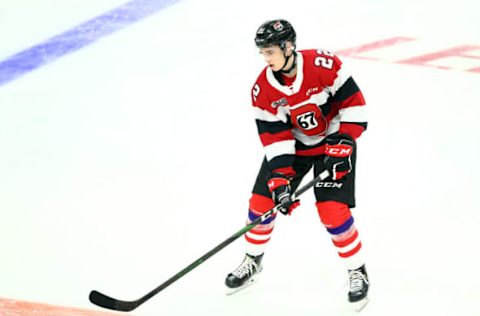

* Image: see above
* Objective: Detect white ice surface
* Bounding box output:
[0,0,479,315]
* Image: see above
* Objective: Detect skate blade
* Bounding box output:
[225,274,260,296]
[350,296,369,312]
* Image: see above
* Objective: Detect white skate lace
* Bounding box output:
[348,270,368,292]
[232,256,258,278]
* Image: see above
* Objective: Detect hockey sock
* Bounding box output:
[316,201,364,270]
[245,194,276,256]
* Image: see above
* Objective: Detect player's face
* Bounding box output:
[259,46,287,71]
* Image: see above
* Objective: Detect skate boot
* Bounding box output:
[225,253,263,295]
[348,264,370,311]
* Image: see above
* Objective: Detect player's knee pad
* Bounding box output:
[249,193,275,225]
[249,193,274,214]
[316,201,352,229]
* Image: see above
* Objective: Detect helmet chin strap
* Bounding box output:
[279,50,297,74]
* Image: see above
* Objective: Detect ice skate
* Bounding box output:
[225,253,263,295]
[348,264,369,311]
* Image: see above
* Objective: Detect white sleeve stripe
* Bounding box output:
[329,67,351,95]
[253,106,282,122]
[264,140,296,161]
[339,105,368,123]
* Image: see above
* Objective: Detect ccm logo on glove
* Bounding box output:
[325,144,353,157]
[323,134,356,181]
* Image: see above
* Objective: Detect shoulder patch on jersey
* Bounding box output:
[271,97,288,108]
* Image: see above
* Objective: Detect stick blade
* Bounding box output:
[89,290,138,312]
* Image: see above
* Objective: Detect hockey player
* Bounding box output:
[225,19,369,310]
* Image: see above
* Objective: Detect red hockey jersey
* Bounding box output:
[251,49,367,176]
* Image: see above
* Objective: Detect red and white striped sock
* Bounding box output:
[316,201,364,270]
[245,194,276,256]
[330,224,364,270]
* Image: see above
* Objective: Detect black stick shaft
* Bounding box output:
[89,169,329,311]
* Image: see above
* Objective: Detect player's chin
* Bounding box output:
[269,65,280,71]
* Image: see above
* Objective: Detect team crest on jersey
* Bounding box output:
[273,21,284,31]
[271,97,288,108]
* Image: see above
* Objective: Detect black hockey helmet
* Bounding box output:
[255,19,296,49]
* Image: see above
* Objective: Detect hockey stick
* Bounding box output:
[89,169,330,312]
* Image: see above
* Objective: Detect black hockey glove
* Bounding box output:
[323,134,356,181]
[267,173,300,215]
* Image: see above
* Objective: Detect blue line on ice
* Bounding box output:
[0,0,179,86]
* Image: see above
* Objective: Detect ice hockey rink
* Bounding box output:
[1,0,479,315]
